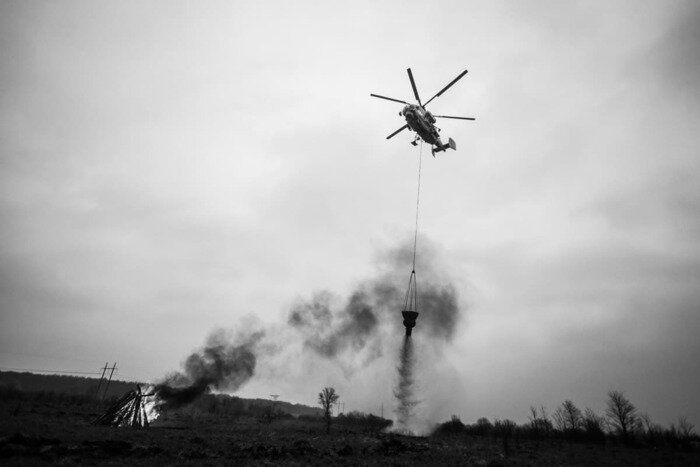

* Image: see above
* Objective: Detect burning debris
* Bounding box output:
[93,385,159,428]
[95,328,265,427]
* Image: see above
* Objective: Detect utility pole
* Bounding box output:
[95,362,108,399]
[101,362,117,399]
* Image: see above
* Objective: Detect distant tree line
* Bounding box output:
[0,371,139,399]
[433,390,698,452]
[0,385,108,409]
[0,383,322,421]
[315,387,392,435]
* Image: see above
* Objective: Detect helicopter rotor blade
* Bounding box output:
[370,93,410,105]
[406,68,422,106]
[434,115,476,121]
[386,124,409,140]
[424,69,469,107]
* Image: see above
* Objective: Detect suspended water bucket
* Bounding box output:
[402,270,419,336]
[402,310,419,336]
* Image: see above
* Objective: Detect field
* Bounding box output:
[2,394,699,465]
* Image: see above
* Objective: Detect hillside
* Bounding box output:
[0,371,140,399]
[0,371,320,417]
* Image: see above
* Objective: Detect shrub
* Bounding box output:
[527,406,553,439]
[433,415,466,436]
[336,411,392,433]
[465,417,493,436]
[493,419,517,454]
[582,408,606,444]
[638,413,663,447]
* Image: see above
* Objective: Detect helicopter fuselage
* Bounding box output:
[371,67,472,154]
[401,104,442,146]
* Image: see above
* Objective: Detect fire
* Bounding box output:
[143,385,162,424]
[93,385,162,428]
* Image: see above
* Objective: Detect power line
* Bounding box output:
[0,350,105,365]
[0,367,102,375]
[0,365,142,386]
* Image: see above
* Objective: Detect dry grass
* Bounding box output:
[1,397,699,466]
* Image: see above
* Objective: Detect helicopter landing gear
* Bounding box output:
[410,136,419,146]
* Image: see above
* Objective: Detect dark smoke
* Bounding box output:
[155,329,264,409]
[289,238,464,361]
[382,241,462,341]
[153,238,464,416]
[417,283,459,341]
[394,335,417,428]
[288,290,379,358]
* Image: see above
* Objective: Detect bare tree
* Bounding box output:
[639,412,653,433]
[553,400,582,433]
[475,417,493,436]
[318,387,339,434]
[584,408,605,430]
[528,406,552,438]
[582,408,606,443]
[606,390,638,443]
[677,417,696,439]
[493,419,517,455]
[639,412,664,446]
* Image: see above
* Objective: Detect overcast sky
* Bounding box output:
[1,0,699,427]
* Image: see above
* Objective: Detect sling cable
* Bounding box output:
[402,142,423,337]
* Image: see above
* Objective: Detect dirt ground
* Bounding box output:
[1,399,698,465]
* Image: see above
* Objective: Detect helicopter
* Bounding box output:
[371,68,475,156]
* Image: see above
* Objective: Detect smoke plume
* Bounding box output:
[288,289,380,359]
[289,238,464,362]
[155,329,264,409]
[152,237,466,418]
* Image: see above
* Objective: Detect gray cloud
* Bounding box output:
[651,3,700,106]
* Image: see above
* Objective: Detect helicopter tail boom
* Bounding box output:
[431,137,457,157]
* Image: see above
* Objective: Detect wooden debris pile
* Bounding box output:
[93,385,157,428]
